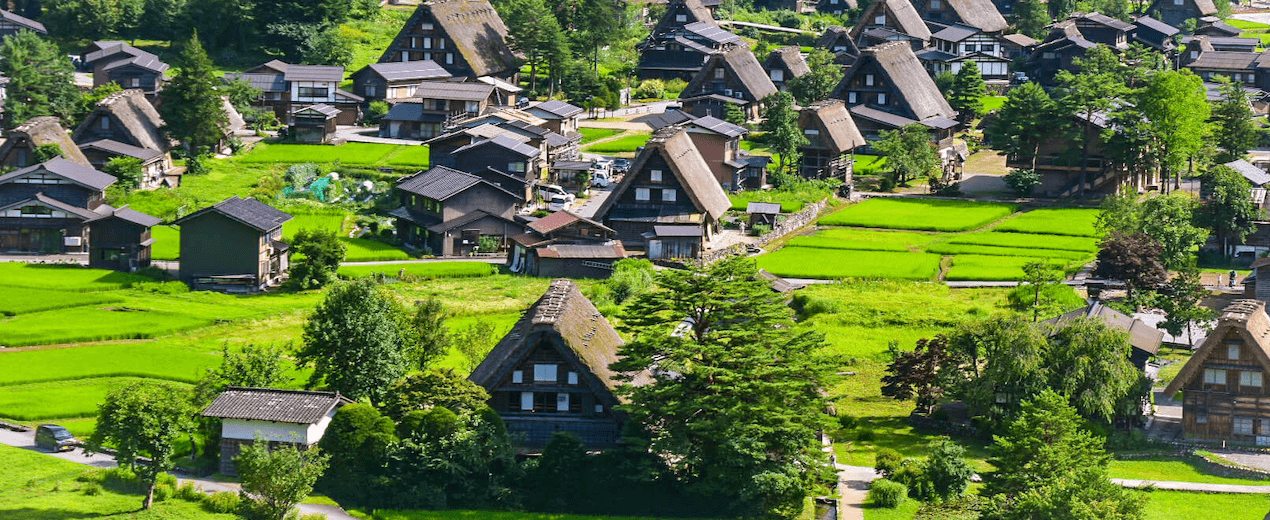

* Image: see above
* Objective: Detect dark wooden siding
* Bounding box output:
[179,212,265,282]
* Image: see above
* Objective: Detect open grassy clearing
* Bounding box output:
[854,154,887,175]
[0,287,124,316]
[579,127,623,144]
[1108,458,1270,486]
[727,188,832,213]
[1139,490,1270,520]
[339,262,496,279]
[980,95,1007,112]
[944,255,1070,282]
[757,247,942,280]
[583,132,652,154]
[818,198,1016,232]
[151,225,180,260]
[0,377,192,421]
[236,142,431,167]
[0,444,236,520]
[283,210,349,238]
[992,208,1101,237]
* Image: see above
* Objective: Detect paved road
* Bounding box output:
[836,464,880,520]
[1112,478,1270,494]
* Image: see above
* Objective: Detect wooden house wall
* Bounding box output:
[1153,0,1209,28]
[381,9,480,78]
[685,61,762,103]
[1074,22,1128,48]
[102,65,162,94]
[179,212,265,282]
[454,147,539,182]
[1181,328,1270,443]
[0,180,101,210]
[434,214,521,256]
[638,46,713,81]
[685,131,736,189]
[838,60,920,122]
[88,217,151,271]
[1029,45,1086,85]
[441,184,519,221]
[534,256,620,279]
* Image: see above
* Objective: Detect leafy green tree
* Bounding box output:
[1004,168,1041,197]
[34,143,63,163]
[1139,70,1211,192]
[874,124,939,186]
[611,257,839,518]
[948,62,987,122]
[1048,0,1077,21]
[411,297,451,369]
[86,381,194,509]
[103,156,143,192]
[1021,260,1062,322]
[505,0,568,94]
[566,0,625,71]
[288,229,346,289]
[75,83,124,125]
[724,102,746,126]
[1055,47,1123,198]
[42,0,123,39]
[1157,263,1216,346]
[946,316,1049,424]
[1211,77,1263,163]
[139,0,188,40]
[922,440,975,501]
[382,369,490,421]
[1095,232,1168,300]
[988,82,1057,171]
[1197,165,1259,256]
[161,34,229,152]
[236,438,330,520]
[761,91,808,176]
[221,76,263,112]
[1012,0,1050,39]
[0,30,79,128]
[298,278,416,404]
[607,258,655,303]
[987,466,1146,520]
[1045,319,1143,424]
[881,336,954,414]
[316,403,397,504]
[1140,193,1209,269]
[388,407,519,509]
[933,70,956,95]
[1096,192,1142,236]
[788,49,839,105]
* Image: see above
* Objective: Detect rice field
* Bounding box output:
[944,255,1068,282]
[944,231,1098,252]
[994,208,1102,237]
[150,225,180,260]
[0,263,150,292]
[757,247,943,280]
[582,132,652,154]
[818,198,1016,232]
[579,127,623,145]
[341,237,415,261]
[0,287,124,316]
[785,228,940,252]
[0,377,190,421]
[236,142,411,166]
[283,210,349,239]
[338,262,497,279]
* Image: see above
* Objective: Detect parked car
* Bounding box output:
[612,158,630,173]
[35,424,76,452]
[592,158,613,175]
[548,196,573,212]
[537,184,575,203]
[591,174,611,188]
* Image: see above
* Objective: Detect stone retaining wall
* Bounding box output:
[755,198,831,249]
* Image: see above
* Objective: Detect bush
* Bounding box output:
[868,478,907,508]
[82,482,103,495]
[664,78,688,97]
[634,79,666,99]
[751,223,772,236]
[875,448,903,479]
[856,428,875,442]
[367,101,390,125]
[176,481,203,502]
[1004,168,1041,197]
[202,491,242,514]
[153,480,175,502]
[892,462,933,500]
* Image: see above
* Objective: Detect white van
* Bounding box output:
[537,184,574,203]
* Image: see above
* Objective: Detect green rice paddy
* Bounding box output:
[338,262,497,279]
[992,208,1101,237]
[757,248,943,280]
[818,198,1017,232]
[0,264,150,292]
[0,287,124,316]
[582,132,652,154]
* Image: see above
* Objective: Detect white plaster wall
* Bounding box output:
[221,419,309,443]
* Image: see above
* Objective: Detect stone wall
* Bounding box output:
[755,198,831,249]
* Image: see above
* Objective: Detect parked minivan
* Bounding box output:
[537,184,574,203]
[35,424,76,452]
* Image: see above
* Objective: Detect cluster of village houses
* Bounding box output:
[6,0,1270,454]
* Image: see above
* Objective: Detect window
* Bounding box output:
[877,93,887,105]
[1196,414,1208,424]
[805,129,820,136]
[101,117,109,129]
[663,189,676,202]
[874,14,885,24]
[568,371,578,385]
[512,370,523,383]
[446,53,454,64]
[400,53,410,62]
[366,85,377,97]
[298,87,329,98]
[1173,0,1182,4]
[650,169,663,182]
[715,67,725,79]
[465,100,479,113]
[424,52,432,61]
[865,74,874,86]
[129,77,140,88]
[424,37,432,49]
[508,161,526,173]
[520,391,533,411]
[635,188,650,201]
[1204,368,1227,385]
[1235,417,1255,435]
[1230,345,1241,360]
[556,393,570,412]
[534,364,558,382]
[848,92,857,103]
[1043,52,1056,59]
[1191,51,1199,59]
[1242,371,1263,387]
[1236,73,1244,82]
[19,205,51,215]
[420,22,434,30]
[595,404,604,413]
[770,69,784,82]
[676,14,687,21]
[439,39,445,49]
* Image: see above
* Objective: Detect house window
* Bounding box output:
[1204,368,1227,385]
[874,14,885,24]
[865,74,874,86]
[420,22,434,30]
[101,117,109,129]
[19,205,51,215]
[1230,345,1241,360]
[568,371,578,385]
[595,404,604,413]
[424,37,432,49]
[556,393,570,411]
[714,67,725,79]
[805,129,819,136]
[401,53,410,62]
[1196,414,1208,424]
[1191,51,1199,59]
[298,87,329,98]
[635,188,650,201]
[446,53,454,64]
[663,189,676,202]
[366,85,377,97]
[129,77,140,88]
[465,101,479,113]
[512,370,523,383]
[848,92,857,103]
[438,39,446,49]
[1242,371,1263,387]
[770,69,784,82]
[534,363,558,382]
[1173,0,1182,4]
[424,52,432,61]
[650,169,663,182]
[520,391,533,411]
[877,93,887,105]
[676,14,687,21]
[930,0,941,7]
[1043,52,1056,59]
[1235,417,1255,435]
[508,161,526,173]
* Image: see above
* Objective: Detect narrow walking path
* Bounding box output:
[836,464,879,520]
[1111,478,1270,494]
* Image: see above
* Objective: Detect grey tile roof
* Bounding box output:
[0,9,45,33]
[78,139,163,162]
[453,134,541,158]
[1002,33,1039,47]
[1043,301,1163,356]
[283,64,344,82]
[225,73,287,93]
[411,81,496,101]
[84,43,144,65]
[537,243,626,259]
[530,100,584,119]
[653,225,704,237]
[93,205,162,227]
[383,102,447,123]
[746,202,781,214]
[1189,50,1261,70]
[688,115,746,137]
[1079,12,1134,31]
[292,104,340,118]
[1226,159,1270,187]
[849,104,919,128]
[103,53,169,74]
[931,23,979,43]
[0,157,116,191]
[632,110,697,130]
[684,21,741,44]
[427,208,519,233]
[397,165,482,199]
[364,60,450,82]
[176,196,292,232]
[1133,16,1179,36]
[201,387,351,424]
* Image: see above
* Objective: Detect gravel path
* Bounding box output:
[836,464,880,520]
[1112,478,1270,494]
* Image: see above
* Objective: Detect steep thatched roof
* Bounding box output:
[594,125,731,222]
[801,100,865,153]
[381,0,520,78]
[836,42,954,121]
[1148,0,1217,18]
[72,89,169,153]
[682,45,778,103]
[469,279,649,396]
[0,116,91,167]
[765,46,810,78]
[940,0,1008,33]
[1164,300,1270,396]
[852,0,931,41]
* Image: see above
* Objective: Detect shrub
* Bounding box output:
[634,79,666,99]
[856,428,876,442]
[82,482,103,495]
[153,480,175,502]
[367,101,389,125]
[186,153,209,176]
[837,414,858,430]
[875,448,903,479]
[1005,168,1041,197]
[892,462,933,500]
[664,78,688,96]
[202,491,242,514]
[751,223,772,236]
[176,481,203,502]
[868,478,907,508]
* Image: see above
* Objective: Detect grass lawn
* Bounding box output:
[980,95,1007,112]
[151,225,180,260]
[579,127,623,145]
[0,287,124,316]
[341,238,414,261]
[728,188,832,213]
[861,498,921,520]
[283,210,349,239]
[944,231,1098,252]
[1108,458,1270,486]
[339,262,497,279]
[1139,490,1270,520]
[385,145,432,168]
[854,154,886,175]
[0,263,149,292]
[0,377,191,421]
[341,9,413,84]
[757,247,942,280]
[351,510,718,520]
[945,255,1069,281]
[818,198,1016,232]
[0,444,236,520]
[236,142,401,165]
[993,208,1102,237]
[583,132,652,154]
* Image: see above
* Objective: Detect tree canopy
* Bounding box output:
[86,381,195,509]
[874,124,939,186]
[0,30,79,128]
[160,35,229,152]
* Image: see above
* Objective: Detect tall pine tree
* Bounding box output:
[1211,76,1263,163]
[160,34,229,152]
[0,30,79,128]
[949,62,987,122]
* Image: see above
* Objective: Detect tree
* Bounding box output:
[1157,263,1216,347]
[946,317,1049,424]
[1095,191,1142,236]
[0,30,79,128]
[1045,319,1143,424]
[1004,168,1041,197]
[160,34,229,152]
[411,297,451,369]
[762,92,808,176]
[788,49,839,105]
[1013,0,1050,39]
[1196,165,1259,256]
[236,438,330,520]
[1055,47,1123,198]
[1047,0,1077,21]
[1139,70,1211,191]
[1210,77,1261,162]
[1095,232,1168,300]
[1021,260,1062,322]
[948,62,987,122]
[611,257,839,518]
[387,406,519,509]
[42,0,123,39]
[381,369,490,421]
[221,76,263,112]
[86,381,194,509]
[505,0,568,94]
[987,82,1057,171]
[881,336,954,413]
[298,278,416,404]
[288,229,346,289]
[190,343,291,459]
[1140,193,1209,269]
[874,124,939,186]
[316,403,397,505]
[985,466,1146,520]
[103,156,143,192]
[922,440,975,501]
[34,143,63,163]
[724,102,746,126]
